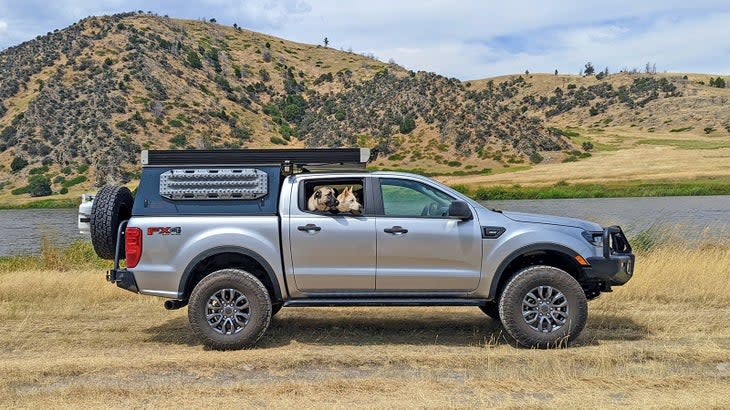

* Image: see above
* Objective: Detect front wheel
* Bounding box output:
[499,265,587,348]
[188,269,272,350]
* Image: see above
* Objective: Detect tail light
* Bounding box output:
[125,227,142,268]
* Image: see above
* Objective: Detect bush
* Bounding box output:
[59,187,69,194]
[270,136,288,145]
[62,175,87,188]
[11,156,28,172]
[447,160,462,167]
[186,50,202,69]
[704,127,715,134]
[582,141,594,151]
[168,119,183,127]
[529,152,543,164]
[29,165,49,175]
[169,134,187,147]
[77,164,89,174]
[334,109,346,121]
[399,116,416,134]
[28,175,52,197]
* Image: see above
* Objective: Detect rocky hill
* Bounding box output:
[0,12,728,201]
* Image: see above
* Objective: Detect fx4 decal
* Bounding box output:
[147,227,182,236]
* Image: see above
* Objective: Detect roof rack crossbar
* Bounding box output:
[142,148,371,168]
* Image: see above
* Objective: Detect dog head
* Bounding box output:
[308,186,339,212]
[336,186,362,215]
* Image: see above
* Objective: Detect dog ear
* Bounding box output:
[314,190,321,198]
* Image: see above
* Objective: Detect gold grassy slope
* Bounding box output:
[1,242,729,407]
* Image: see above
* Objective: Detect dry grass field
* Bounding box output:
[1,239,729,408]
[441,126,730,189]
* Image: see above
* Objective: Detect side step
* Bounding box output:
[283,298,487,307]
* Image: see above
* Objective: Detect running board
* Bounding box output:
[283,298,487,307]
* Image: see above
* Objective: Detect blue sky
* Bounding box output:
[1,0,729,79]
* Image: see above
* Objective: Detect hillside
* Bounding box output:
[0,12,729,204]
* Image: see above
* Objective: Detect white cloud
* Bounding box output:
[1,1,729,77]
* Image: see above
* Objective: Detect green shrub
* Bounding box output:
[186,50,202,69]
[270,136,288,145]
[447,160,462,167]
[62,175,87,188]
[529,152,543,164]
[60,187,69,195]
[11,157,28,172]
[168,119,183,127]
[169,134,187,147]
[399,116,416,134]
[53,175,66,184]
[28,175,52,197]
[76,164,89,173]
[704,127,715,134]
[334,109,346,121]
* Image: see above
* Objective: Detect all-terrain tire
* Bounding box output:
[499,265,587,348]
[479,302,500,321]
[90,185,134,260]
[188,269,272,350]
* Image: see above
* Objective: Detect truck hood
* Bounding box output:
[501,211,602,231]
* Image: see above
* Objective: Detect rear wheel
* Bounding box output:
[499,265,587,348]
[188,269,272,350]
[89,185,134,260]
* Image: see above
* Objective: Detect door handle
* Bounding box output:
[297,224,322,232]
[384,226,408,235]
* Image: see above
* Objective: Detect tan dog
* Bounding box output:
[307,186,339,212]
[336,186,362,215]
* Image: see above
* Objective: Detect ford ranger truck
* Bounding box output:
[81,148,634,350]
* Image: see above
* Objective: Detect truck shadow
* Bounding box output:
[144,309,648,348]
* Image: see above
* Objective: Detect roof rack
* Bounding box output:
[141,148,371,172]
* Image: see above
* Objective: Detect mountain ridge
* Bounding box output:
[0,12,728,203]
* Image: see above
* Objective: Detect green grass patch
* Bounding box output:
[370,167,493,177]
[62,175,88,188]
[455,177,730,200]
[635,139,730,149]
[669,127,693,133]
[0,197,81,209]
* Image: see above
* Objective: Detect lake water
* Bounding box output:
[0,195,728,256]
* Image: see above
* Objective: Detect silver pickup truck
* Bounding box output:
[80,148,634,350]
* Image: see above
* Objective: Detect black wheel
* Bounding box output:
[90,185,134,260]
[188,269,272,350]
[499,265,587,348]
[479,302,500,320]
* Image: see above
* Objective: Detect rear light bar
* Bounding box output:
[125,227,142,268]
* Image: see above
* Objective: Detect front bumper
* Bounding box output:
[107,269,139,293]
[583,226,635,286]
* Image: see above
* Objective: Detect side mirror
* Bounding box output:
[448,200,472,220]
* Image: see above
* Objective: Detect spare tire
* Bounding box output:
[90,185,134,260]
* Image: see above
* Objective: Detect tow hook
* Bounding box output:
[164,300,188,310]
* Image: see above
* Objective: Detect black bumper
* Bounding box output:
[583,226,635,286]
[106,269,139,293]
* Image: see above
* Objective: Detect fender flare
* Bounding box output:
[178,246,283,301]
[487,242,582,300]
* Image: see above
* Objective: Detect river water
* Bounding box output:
[0,195,728,256]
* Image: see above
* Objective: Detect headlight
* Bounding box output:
[582,231,603,247]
